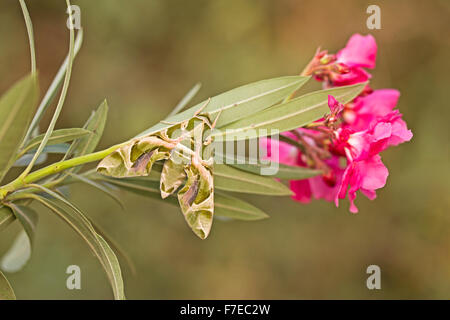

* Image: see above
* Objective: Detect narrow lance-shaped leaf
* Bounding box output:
[223,155,322,180]
[23,29,83,144]
[137,76,310,137]
[110,162,293,196]
[0,206,15,232]
[7,204,38,248]
[95,234,125,299]
[94,176,270,222]
[0,74,39,183]
[215,149,322,180]
[1,230,31,273]
[13,144,71,167]
[214,192,269,221]
[213,82,366,141]
[0,270,16,300]
[18,128,90,158]
[0,204,38,273]
[93,177,168,203]
[27,194,125,300]
[91,222,136,276]
[214,164,292,195]
[231,162,321,180]
[19,0,36,74]
[66,100,108,159]
[13,153,47,168]
[18,184,126,298]
[21,11,75,175]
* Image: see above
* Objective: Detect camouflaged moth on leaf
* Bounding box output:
[177,165,214,239]
[97,134,176,178]
[160,158,186,199]
[174,113,216,239]
[97,99,219,239]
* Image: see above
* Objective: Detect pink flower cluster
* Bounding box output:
[263,34,412,213]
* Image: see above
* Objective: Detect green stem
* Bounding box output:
[0,143,125,200]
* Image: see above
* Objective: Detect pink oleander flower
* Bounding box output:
[310,34,377,87]
[343,89,413,153]
[336,34,377,69]
[336,154,388,213]
[330,95,411,213]
[332,34,377,86]
[260,133,343,204]
[262,33,412,213]
[344,89,401,130]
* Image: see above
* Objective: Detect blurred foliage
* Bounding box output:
[0,0,449,299]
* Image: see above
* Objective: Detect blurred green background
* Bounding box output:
[0,0,449,299]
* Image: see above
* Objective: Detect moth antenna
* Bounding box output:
[194,97,211,116]
[210,108,223,130]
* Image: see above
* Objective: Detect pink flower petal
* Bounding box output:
[359,155,389,191]
[290,179,312,203]
[328,95,338,111]
[331,66,371,86]
[336,34,377,69]
[260,136,298,166]
[355,89,400,118]
[389,118,413,146]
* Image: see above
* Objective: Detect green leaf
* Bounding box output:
[102,162,292,196]
[1,230,31,273]
[66,100,108,158]
[13,144,70,167]
[67,173,125,210]
[215,192,269,221]
[213,82,366,141]
[0,74,39,182]
[229,162,322,180]
[21,17,76,175]
[42,143,71,154]
[19,0,36,74]
[0,206,15,232]
[1,204,38,274]
[0,270,16,300]
[20,128,90,156]
[95,233,125,299]
[28,193,125,300]
[216,144,321,179]
[137,76,310,137]
[91,223,136,276]
[7,204,38,248]
[214,164,292,196]
[94,177,168,203]
[13,153,47,167]
[97,176,270,221]
[24,29,83,143]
